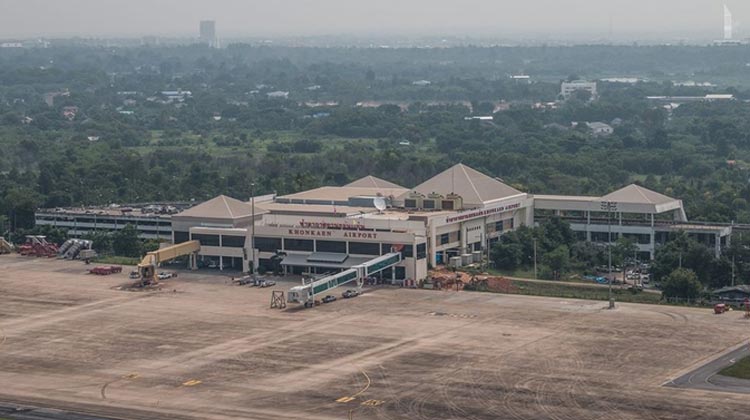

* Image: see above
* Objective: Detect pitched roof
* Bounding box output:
[278,186,408,202]
[407,163,523,207]
[713,285,750,294]
[176,195,266,219]
[345,176,404,189]
[601,184,676,205]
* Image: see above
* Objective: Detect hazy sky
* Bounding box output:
[0,0,745,39]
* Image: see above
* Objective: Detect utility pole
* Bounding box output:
[533,238,538,280]
[601,201,617,309]
[251,182,256,280]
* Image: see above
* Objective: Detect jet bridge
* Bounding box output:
[287,252,402,307]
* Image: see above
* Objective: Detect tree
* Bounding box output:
[661,268,703,300]
[83,231,113,255]
[651,232,715,285]
[491,241,524,270]
[543,245,570,280]
[571,241,605,268]
[613,237,638,266]
[111,224,142,258]
[539,216,575,252]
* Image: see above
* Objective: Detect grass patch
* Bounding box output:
[482,279,663,305]
[92,255,140,266]
[720,355,750,380]
[489,267,537,279]
[487,268,602,285]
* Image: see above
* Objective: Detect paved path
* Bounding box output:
[666,342,750,394]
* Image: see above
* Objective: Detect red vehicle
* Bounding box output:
[714,303,728,314]
[18,236,58,257]
[89,266,123,275]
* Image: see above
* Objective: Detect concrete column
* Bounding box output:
[429,223,437,268]
[219,256,224,271]
[650,232,656,260]
[460,224,467,254]
[715,233,722,258]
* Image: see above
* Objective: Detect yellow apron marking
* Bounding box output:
[361,399,384,407]
[336,369,373,403]
[182,379,202,387]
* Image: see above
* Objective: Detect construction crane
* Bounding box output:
[137,240,200,285]
[287,253,402,307]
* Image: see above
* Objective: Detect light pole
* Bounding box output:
[251,182,256,280]
[601,201,618,309]
[533,238,538,280]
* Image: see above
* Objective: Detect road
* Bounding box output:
[0,403,117,420]
[666,341,750,394]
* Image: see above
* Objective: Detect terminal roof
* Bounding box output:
[345,176,404,189]
[405,163,524,208]
[601,184,676,205]
[278,186,408,203]
[175,195,267,220]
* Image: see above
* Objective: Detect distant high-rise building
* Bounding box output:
[724,4,733,40]
[714,5,742,45]
[199,20,217,47]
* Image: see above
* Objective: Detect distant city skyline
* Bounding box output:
[0,0,745,41]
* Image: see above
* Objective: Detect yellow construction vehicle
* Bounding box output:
[137,240,200,285]
[0,237,14,254]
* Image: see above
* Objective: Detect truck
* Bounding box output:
[89,266,123,275]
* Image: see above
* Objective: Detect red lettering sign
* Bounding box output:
[445,202,522,224]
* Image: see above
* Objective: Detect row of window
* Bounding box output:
[175,232,246,248]
[175,232,427,260]
[37,217,170,227]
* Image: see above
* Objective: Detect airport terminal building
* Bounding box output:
[166,163,730,282]
[170,164,534,281]
[35,163,731,282]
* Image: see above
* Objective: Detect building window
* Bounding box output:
[222,235,245,248]
[416,243,426,260]
[402,245,414,258]
[191,233,220,247]
[348,242,380,255]
[423,199,436,209]
[284,238,314,252]
[495,221,504,232]
[255,237,282,253]
[591,231,618,243]
[383,243,413,258]
[440,233,450,245]
[404,199,418,208]
[316,240,346,253]
[174,231,190,244]
[442,200,454,210]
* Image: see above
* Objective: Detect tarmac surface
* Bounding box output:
[2,255,750,419]
[666,342,750,393]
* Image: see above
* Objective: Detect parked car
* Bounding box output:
[129,271,140,279]
[157,272,174,280]
[260,280,276,288]
[207,261,219,269]
[342,289,360,298]
[322,295,337,303]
